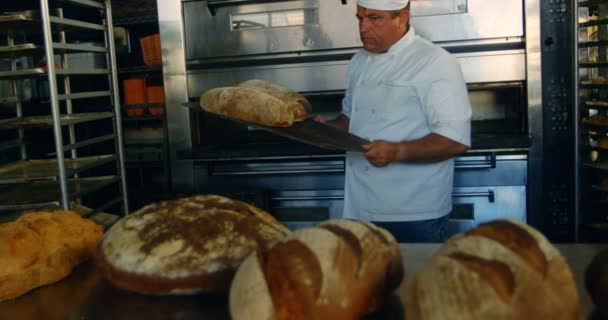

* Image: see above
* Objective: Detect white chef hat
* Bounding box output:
[356,0,409,10]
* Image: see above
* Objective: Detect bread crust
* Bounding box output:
[97,195,289,295]
[229,220,403,320]
[0,211,103,302]
[406,220,579,320]
[200,80,310,127]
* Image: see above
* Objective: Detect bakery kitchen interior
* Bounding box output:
[1,0,608,319]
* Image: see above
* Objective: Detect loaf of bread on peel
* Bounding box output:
[0,211,103,302]
[96,195,289,295]
[229,219,403,320]
[405,219,579,320]
[200,79,310,127]
[236,79,311,120]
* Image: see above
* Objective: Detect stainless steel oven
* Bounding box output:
[159,0,543,235]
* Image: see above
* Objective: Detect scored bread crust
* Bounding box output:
[405,219,579,320]
[200,80,310,127]
[236,79,311,121]
[229,219,403,320]
[97,195,289,295]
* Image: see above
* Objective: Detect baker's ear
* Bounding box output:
[400,9,410,24]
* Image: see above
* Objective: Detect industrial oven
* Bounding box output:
[157,0,552,236]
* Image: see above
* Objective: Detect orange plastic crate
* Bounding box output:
[146,86,165,116]
[123,79,147,117]
[139,34,161,66]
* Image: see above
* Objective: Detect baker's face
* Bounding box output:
[356,6,409,53]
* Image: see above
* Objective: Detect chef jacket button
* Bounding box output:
[371,109,376,114]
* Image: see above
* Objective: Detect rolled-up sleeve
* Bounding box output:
[421,57,472,147]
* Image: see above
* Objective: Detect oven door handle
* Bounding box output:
[209,169,344,176]
[454,153,496,170]
[206,0,348,15]
[272,195,345,201]
[452,190,495,203]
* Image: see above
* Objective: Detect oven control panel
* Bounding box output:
[540,0,575,242]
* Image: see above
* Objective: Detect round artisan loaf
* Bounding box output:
[97,195,290,295]
[229,219,403,320]
[405,219,579,320]
[200,79,310,127]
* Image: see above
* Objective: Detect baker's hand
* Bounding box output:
[362,140,399,167]
[312,115,326,123]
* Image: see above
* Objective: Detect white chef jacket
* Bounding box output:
[342,27,472,222]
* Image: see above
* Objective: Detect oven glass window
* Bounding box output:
[231,8,319,31]
[411,0,467,17]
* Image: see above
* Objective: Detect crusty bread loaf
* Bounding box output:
[236,79,311,120]
[97,195,290,295]
[405,219,579,320]
[586,248,608,319]
[200,79,310,127]
[229,219,403,320]
[0,211,103,302]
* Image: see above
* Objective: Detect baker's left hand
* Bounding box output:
[362,140,398,167]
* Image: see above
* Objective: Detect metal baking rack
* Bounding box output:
[0,0,128,216]
[575,0,608,239]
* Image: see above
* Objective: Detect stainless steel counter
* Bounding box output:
[0,244,604,320]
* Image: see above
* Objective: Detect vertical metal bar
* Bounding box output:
[158,0,195,192]
[573,0,580,243]
[525,0,543,230]
[40,0,70,210]
[8,35,27,160]
[104,0,130,214]
[58,8,78,160]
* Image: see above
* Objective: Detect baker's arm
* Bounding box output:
[363,133,468,167]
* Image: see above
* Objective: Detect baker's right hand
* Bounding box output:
[312,115,326,123]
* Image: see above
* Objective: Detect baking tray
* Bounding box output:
[0,176,120,211]
[0,112,113,130]
[200,108,369,152]
[0,155,116,184]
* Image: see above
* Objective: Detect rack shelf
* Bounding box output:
[0,43,107,57]
[580,0,608,7]
[114,14,159,26]
[0,155,116,184]
[0,67,109,80]
[0,112,113,130]
[579,62,608,68]
[580,82,608,89]
[591,185,608,193]
[583,162,608,171]
[0,176,120,212]
[579,40,608,48]
[579,18,608,28]
[584,100,608,108]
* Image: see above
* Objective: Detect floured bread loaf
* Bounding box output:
[406,220,579,320]
[236,79,311,120]
[200,79,310,127]
[97,195,290,295]
[0,211,103,302]
[229,219,403,320]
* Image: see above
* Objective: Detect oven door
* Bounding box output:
[411,0,523,43]
[183,0,524,61]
